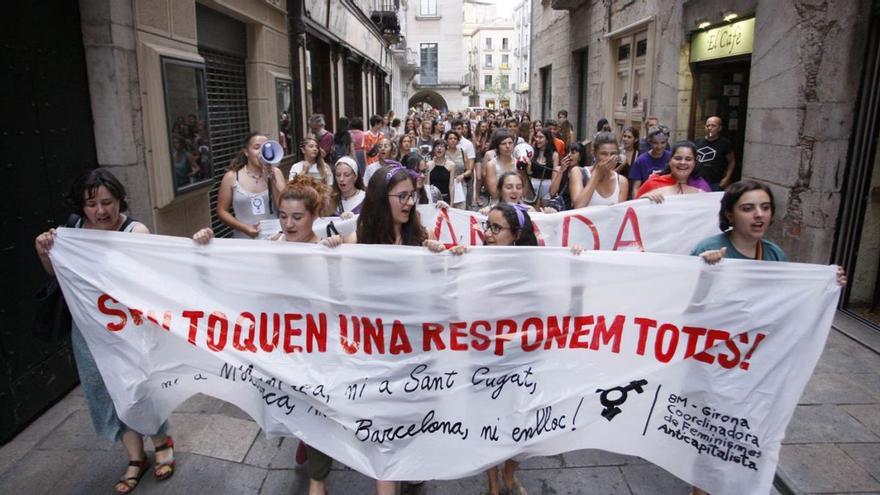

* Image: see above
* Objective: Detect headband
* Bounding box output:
[511,203,529,229]
[384,160,419,184]
[334,156,358,177]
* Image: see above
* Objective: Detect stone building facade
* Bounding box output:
[464,2,517,110]
[530,0,880,326]
[2,0,406,441]
[403,0,469,110]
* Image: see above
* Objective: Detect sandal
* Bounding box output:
[295,440,308,465]
[153,436,176,481]
[503,476,527,495]
[114,455,149,494]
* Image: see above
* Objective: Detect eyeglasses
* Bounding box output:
[389,191,419,203]
[481,221,511,235]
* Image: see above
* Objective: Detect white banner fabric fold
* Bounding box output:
[50,227,839,495]
[270,193,724,253]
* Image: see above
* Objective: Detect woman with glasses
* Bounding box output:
[331,162,445,253]
[481,202,536,494]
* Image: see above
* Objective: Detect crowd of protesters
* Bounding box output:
[33,105,847,495]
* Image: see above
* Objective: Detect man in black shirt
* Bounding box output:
[694,116,736,191]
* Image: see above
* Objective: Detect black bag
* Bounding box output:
[32,278,72,342]
[32,214,80,342]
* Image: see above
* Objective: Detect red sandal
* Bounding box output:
[153,436,176,481]
[114,455,149,494]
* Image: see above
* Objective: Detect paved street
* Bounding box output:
[1,321,878,494]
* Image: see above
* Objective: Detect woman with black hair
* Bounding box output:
[546,141,588,211]
[428,140,455,204]
[618,126,640,178]
[688,180,845,495]
[339,162,441,249]
[331,117,354,163]
[402,152,444,205]
[528,128,559,201]
[636,140,710,202]
[35,169,177,494]
[691,180,785,262]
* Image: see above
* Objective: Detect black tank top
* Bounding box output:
[430,164,451,201]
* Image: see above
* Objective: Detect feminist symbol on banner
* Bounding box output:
[596,379,648,421]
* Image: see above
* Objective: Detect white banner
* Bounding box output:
[265,193,724,253]
[50,227,840,495]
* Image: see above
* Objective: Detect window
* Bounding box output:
[275,78,293,155]
[484,74,493,89]
[500,74,509,89]
[161,57,213,195]
[420,0,437,16]
[484,54,493,68]
[502,37,509,50]
[420,43,438,84]
[501,54,509,68]
[485,37,492,49]
[540,65,552,120]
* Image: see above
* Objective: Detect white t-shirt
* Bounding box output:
[289,160,333,186]
[340,189,366,213]
[458,136,476,160]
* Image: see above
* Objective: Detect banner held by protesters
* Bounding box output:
[50,227,839,495]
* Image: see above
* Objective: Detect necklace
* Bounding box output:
[246,166,265,182]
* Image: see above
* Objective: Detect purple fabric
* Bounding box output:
[628,150,670,183]
[690,176,712,192]
[512,204,529,228]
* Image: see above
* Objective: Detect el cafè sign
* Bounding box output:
[690,18,755,63]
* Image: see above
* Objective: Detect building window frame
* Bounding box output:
[160,56,214,196]
[540,65,552,121]
[419,0,438,17]
[420,43,438,84]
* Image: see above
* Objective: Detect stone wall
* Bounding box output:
[80,0,154,230]
[743,0,871,262]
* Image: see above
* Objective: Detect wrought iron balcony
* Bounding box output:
[370,0,401,44]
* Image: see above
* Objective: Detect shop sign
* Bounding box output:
[690,18,755,63]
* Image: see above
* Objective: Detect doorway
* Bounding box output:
[689,57,751,182]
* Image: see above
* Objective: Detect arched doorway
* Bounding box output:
[408,90,448,112]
